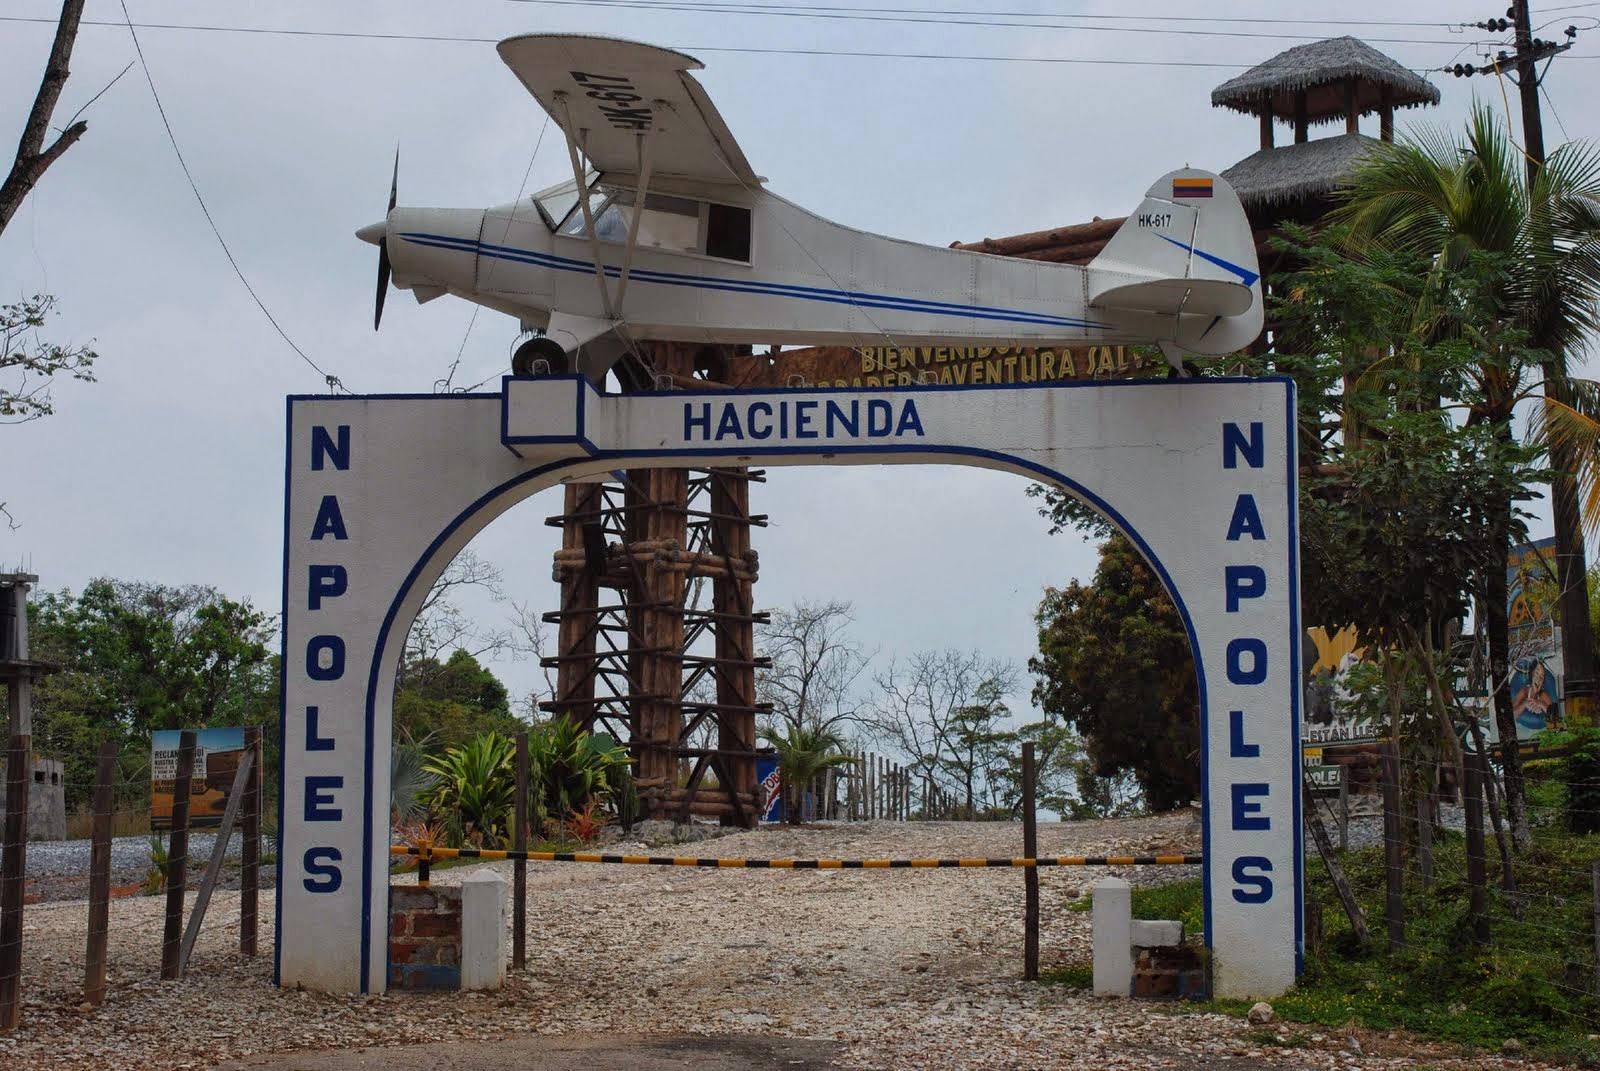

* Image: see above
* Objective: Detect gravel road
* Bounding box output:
[13,832,273,902]
[0,814,1556,1070]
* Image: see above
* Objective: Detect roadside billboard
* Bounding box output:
[150,726,247,830]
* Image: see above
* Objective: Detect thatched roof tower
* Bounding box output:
[1212,36,1440,148]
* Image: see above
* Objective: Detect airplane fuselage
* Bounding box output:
[381,175,1259,359]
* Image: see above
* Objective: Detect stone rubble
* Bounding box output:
[0,813,1563,1069]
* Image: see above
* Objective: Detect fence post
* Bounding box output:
[240,726,261,956]
[1592,860,1600,998]
[1417,773,1433,891]
[1464,751,1489,943]
[513,730,528,971]
[1380,738,1404,953]
[1022,742,1039,981]
[0,731,28,1031]
[84,740,118,1005]
[1338,768,1349,852]
[1,575,37,1033]
[161,730,196,981]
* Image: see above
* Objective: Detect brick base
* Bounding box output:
[1131,945,1207,1000]
[389,885,462,991]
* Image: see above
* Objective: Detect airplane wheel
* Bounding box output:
[1165,360,1204,380]
[512,336,569,376]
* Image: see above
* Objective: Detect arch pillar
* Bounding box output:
[275,375,1303,999]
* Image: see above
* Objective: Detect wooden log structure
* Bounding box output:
[543,343,772,826]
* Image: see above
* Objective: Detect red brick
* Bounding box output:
[391,913,411,937]
[409,912,461,939]
[389,942,415,964]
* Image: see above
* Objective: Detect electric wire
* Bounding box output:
[0,15,1492,73]
[113,2,348,392]
[493,0,1478,46]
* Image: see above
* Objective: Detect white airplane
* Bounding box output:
[357,34,1263,382]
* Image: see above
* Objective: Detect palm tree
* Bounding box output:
[1333,102,1600,845]
[758,723,855,825]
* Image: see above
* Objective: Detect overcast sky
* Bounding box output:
[5,1,1598,732]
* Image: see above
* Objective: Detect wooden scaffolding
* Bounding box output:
[542,344,772,826]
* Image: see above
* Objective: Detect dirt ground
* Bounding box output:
[0,815,1549,1070]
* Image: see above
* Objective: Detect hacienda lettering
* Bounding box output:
[683,398,925,442]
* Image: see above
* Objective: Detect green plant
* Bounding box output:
[525,720,632,829]
[1563,726,1600,835]
[144,835,169,895]
[758,722,855,825]
[423,732,517,848]
[390,742,437,827]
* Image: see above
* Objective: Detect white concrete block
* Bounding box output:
[1130,919,1184,948]
[1091,876,1133,997]
[460,870,508,991]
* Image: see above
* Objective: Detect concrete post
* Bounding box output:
[460,870,508,991]
[1091,876,1133,997]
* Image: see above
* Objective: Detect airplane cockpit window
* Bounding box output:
[551,180,752,264]
[532,173,592,230]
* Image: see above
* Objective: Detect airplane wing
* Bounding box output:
[497,34,761,187]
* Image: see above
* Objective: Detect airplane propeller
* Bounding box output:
[373,151,398,331]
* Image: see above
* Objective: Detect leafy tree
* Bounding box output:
[27,579,275,809]
[937,677,1012,816]
[1241,225,1547,840]
[393,648,519,753]
[1334,104,1600,829]
[1030,533,1199,812]
[758,722,854,825]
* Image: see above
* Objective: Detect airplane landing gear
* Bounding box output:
[512,336,569,376]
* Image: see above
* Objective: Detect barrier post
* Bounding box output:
[84,739,116,1006]
[1022,742,1039,981]
[513,730,528,971]
[161,730,196,981]
[1091,876,1132,996]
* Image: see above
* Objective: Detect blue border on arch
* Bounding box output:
[280,375,1302,993]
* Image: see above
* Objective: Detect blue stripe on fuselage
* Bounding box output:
[397,232,1114,332]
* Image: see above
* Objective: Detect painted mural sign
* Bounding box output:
[721,344,1162,390]
[1500,537,1563,740]
[151,726,246,830]
[1302,625,1378,746]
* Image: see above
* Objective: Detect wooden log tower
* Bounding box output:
[542,344,771,826]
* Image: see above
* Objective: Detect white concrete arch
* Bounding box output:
[275,376,1302,999]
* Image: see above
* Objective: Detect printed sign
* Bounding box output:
[756,756,782,823]
[151,727,246,830]
[1304,764,1342,791]
[719,344,1162,390]
[1302,625,1378,746]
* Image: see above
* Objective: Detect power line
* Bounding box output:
[508,0,1473,29]
[112,2,348,392]
[0,16,1470,73]
[495,0,1478,46]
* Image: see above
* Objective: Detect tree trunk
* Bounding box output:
[1547,425,1597,729]
[1486,465,1531,848]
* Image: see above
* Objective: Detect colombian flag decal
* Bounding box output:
[1172,177,1214,198]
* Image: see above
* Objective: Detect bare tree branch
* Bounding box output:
[0,0,88,237]
[756,599,873,736]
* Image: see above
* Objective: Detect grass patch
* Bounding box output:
[1065,875,1204,938]
[1200,822,1600,1064]
[1040,963,1094,989]
[1053,829,1600,1063]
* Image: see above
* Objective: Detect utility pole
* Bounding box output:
[1451,8,1593,727]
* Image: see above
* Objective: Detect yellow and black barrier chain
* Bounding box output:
[393,844,1200,870]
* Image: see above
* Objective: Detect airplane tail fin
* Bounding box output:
[1087,169,1262,358]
